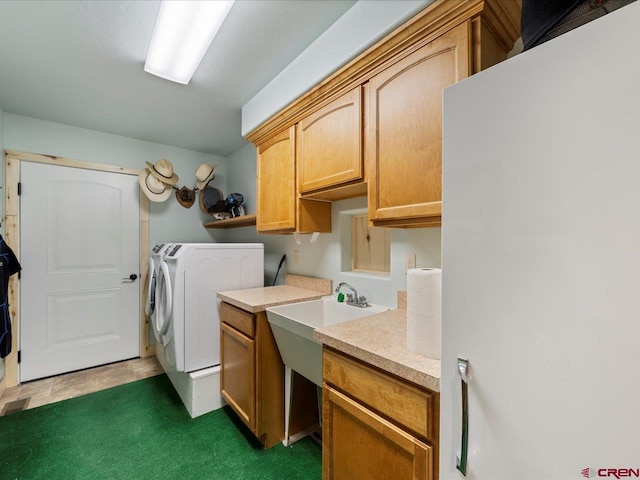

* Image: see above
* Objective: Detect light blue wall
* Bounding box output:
[242,0,433,135]
[3,114,228,246]
[223,143,442,309]
[225,142,258,215]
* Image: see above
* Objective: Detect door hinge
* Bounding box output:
[17,182,22,196]
[17,350,21,363]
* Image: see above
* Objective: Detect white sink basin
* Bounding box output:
[266,297,388,386]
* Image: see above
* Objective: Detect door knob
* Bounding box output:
[123,273,138,282]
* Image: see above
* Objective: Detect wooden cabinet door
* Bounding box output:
[220,322,256,432]
[323,386,433,480]
[254,311,285,447]
[256,126,296,232]
[367,22,469,226]
[297,87,363,193]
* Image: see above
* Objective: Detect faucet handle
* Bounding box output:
[358,296,370,307]
[346,293,354,303]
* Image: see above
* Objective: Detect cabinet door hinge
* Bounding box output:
[17,182,22,196]
[17,350,21,363]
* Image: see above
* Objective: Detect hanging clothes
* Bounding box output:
[0,235,21,358]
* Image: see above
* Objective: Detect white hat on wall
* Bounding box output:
[138,170,172,202]
[146,158,179,185]
[195,163,217,190]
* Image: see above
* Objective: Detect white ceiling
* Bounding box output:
[0,0,357,156]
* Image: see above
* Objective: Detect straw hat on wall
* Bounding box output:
[195,163,217,190]
[146,158,179,186]
[138,170,172,202]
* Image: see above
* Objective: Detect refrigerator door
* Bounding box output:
[441,4,640,479]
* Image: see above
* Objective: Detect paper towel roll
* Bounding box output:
[407,268,442,359]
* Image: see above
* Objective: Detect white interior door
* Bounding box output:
[19,162,140,382]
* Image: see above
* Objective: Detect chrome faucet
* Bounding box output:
[335,282,370,308]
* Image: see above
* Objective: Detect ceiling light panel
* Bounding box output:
[145,0,234,85]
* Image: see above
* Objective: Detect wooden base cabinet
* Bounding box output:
[324,387,433,480]
[220,322,256,429]
[220,302,284,448]
[322,348,439,480]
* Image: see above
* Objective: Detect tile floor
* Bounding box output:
[0,356,163,416]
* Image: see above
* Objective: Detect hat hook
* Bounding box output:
[168,168,216,201]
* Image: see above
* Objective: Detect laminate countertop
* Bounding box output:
[217,285,328,313]
[314,308,441,392]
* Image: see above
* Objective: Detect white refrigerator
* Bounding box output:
[441,4,640,479]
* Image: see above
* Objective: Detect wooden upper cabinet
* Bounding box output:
[367,22,469,227]
[256,127,296,233]
[256,126,332,234]
[247,0,520,229]
[297,87,364,197]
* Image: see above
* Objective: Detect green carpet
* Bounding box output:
[0,375,321,480]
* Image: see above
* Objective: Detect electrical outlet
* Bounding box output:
[294,250,300,264]
[405,253,416,273]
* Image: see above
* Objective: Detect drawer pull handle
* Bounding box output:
[456,357,470,476]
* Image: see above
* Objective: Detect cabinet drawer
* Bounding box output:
[220,302,256,338]
[323,348,435,440]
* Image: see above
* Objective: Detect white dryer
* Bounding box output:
[145,243,173,343]
[162,243,264,372]
[155,243,264,417]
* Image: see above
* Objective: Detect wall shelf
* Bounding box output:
[203,214,256,229]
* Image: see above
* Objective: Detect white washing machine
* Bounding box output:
[146,243,173,344]
[155,242,264,417]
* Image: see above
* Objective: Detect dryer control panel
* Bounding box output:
[152,243,167,253]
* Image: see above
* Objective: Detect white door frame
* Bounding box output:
[2,149,153,388]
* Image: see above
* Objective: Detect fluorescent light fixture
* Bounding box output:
[145,0,235,85]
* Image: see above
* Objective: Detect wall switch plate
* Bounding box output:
[405,253,416,273]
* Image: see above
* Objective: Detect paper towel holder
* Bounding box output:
[293,232,320,245]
